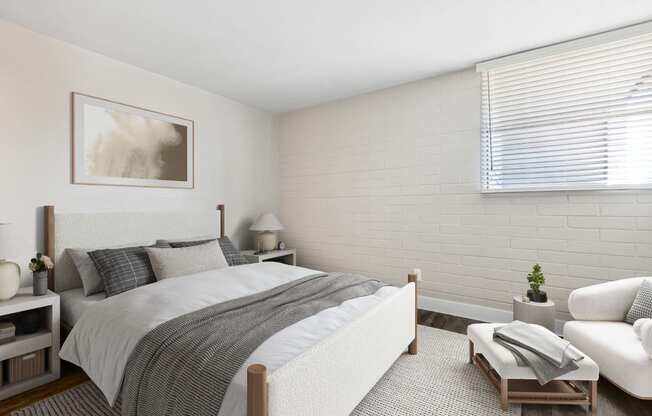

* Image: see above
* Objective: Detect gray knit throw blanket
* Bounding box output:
[122,272,386,416]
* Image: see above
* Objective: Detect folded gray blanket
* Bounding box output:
[122,272,386,416]
[494,321,584,385]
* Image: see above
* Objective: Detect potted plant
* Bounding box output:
[28,253,53,296]
[526,263,548,302]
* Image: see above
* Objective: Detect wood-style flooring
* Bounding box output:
[1,311,650,415]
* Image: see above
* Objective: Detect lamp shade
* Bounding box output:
[250,213,284,231]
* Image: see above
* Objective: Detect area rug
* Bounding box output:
[12,326,520,415]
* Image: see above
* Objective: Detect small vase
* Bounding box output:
[33,271,48,296]
[0,260,20,301]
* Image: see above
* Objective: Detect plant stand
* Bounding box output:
[512,296,556,332]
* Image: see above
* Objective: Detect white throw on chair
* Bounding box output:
[564,277,652,399]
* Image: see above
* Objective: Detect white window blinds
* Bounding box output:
[478,26,652,192]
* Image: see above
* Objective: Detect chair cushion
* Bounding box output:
[467,323,598,381]
[563,321,652,398]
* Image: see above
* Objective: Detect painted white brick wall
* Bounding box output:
[276,68,652,321]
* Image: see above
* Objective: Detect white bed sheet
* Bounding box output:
[59,288,105,327]
[59,262,398,415]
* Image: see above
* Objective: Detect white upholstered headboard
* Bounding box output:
[44,205,224,292]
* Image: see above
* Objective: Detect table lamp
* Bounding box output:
[0,221,20,301]
[250,213,284,254]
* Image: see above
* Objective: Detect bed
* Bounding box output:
[44,204,417,416]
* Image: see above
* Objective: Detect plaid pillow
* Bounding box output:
[626,279,652,324]
[165,236,249,266]
[88,246,156,297]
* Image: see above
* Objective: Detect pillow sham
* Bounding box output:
[157,236,249,266]
[625,279,652,324]
[88,246,156,297]
[67,248,105,296]
[145,240,229,281]
[67,240,153,296]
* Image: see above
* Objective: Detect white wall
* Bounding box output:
[277,69,652,321]
[0,20,279,285]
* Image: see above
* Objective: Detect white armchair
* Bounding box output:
[564,277,652,399]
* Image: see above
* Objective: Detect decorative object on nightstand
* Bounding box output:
[250,213,284,254]
[0,321,16,345]
[0,220,20,301]
[28,253,53,296]
[0,287,60,400]
[526,263,548,302]
[241,249,296,266]
[278,241,286,250]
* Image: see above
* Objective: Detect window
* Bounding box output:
[477,24,652,192]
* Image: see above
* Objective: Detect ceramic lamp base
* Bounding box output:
[256,231,278,252]
[0,260,20,301]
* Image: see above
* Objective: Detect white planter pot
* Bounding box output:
[0,260,20,300]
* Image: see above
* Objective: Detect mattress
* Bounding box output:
[60,288,105,327]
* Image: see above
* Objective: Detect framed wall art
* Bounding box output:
[72,93,194,188]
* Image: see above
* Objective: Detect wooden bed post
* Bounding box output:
[247,364,268,416]
[44,205,55,291]
[408,273,418,355]
[217,204,225,238]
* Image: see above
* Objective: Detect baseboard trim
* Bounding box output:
[418,295,566,335]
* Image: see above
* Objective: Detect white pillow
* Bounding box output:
[67,241,153,296]
[145,240,228,281]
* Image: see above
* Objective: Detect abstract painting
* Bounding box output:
[72,93,194,188]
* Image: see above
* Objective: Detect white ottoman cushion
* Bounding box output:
[564,320,652,398]
[468,323,598,381]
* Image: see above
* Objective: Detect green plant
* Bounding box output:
[527,263,545,293]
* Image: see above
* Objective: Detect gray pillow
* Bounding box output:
[145,240,229,281]
[626,279,652,324]
[67,241,154,296]
[67,248,105,296]
[157,236,248,266]
[88,246,156,297]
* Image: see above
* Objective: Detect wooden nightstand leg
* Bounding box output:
[500,378,509,411]
[469,340,474,364]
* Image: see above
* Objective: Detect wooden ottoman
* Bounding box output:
[467,323,599,414]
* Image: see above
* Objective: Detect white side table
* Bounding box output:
[0,288,60,400]
[512,296,556,332]
[241,249,297,266]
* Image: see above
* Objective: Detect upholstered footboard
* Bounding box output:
[247,274,417,416]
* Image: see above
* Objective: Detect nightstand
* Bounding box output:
[241,249,296,266]
[0,288,60,400]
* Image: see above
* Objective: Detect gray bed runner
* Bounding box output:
[122,272,386,416]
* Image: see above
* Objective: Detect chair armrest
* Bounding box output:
[568,277,646,321]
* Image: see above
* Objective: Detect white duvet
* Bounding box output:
[60,262,398,415]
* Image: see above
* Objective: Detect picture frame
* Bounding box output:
[72,93,194,189]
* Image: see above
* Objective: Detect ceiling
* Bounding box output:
[2,1,652,113]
